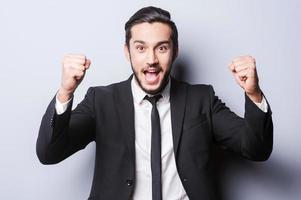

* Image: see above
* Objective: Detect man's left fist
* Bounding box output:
[229,55,262,103]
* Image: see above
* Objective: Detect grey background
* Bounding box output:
[1,0,300,199]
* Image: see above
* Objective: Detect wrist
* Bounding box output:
[57,88,73,103]
[246,89,262,103]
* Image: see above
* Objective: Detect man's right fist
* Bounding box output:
[57,54,91,103]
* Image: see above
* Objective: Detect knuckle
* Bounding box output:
[250,64,256,70]
[76,70,84,76]
[79,72,84,77]
[77,54,86,59]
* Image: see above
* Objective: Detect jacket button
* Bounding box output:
[50,118,54,127]
[183,178,188,182]
[126,179,133,186]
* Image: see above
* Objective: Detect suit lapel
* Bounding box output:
[170,77,187,157]
[114,76,136,165]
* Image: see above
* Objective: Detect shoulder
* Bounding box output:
[88,78,130,93]
[171,77,214,96]
[171,78,215,111]
[84,77,131,101]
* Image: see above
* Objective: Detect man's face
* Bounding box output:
[125,22,177,94]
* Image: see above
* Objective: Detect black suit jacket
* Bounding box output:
[36,76,273,200]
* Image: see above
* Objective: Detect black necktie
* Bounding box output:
[144,94,162,200]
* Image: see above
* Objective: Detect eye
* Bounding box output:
[158,45,168,53]
[136,45,145,52]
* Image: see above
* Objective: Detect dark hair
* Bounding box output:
[125,6,178,60]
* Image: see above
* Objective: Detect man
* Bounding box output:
[36,6,273,200]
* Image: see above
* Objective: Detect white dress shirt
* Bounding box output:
[130,77,188,199]
[55,78,268,200]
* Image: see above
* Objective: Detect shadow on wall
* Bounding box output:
[214,148,297,200]
[172,57,297,200]
[172,54,196,82]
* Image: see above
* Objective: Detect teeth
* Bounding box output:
[146,70,158,73]
[144,68,159,73]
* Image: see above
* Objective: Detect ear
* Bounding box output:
[124,44,130,62]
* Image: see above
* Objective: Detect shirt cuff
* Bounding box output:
[254,96,268,113]
[55,93,72,115]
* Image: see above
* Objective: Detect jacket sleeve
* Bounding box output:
[209,85,273,161]
[36,87,96,164]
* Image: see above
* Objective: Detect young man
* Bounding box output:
[36,6,273,200]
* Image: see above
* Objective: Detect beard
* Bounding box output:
[130,58,172,95]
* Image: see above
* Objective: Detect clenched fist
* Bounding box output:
[57,54,91,102]
[229,55,262,103]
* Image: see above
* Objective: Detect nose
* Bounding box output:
[147,50,159,66]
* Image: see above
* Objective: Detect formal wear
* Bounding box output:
[36,75,273,200]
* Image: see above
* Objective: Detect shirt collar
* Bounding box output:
[131,75,171,105]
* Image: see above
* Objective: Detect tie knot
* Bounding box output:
[144,94,162,106]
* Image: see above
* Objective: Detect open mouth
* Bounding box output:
[143,68,161,84]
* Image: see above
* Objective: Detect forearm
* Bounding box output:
[36,88,96,164]
[241,93,273,161]
[36,96,73,164]
[210,86,273,161]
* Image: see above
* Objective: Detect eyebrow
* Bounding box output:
[133,40,171,47]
